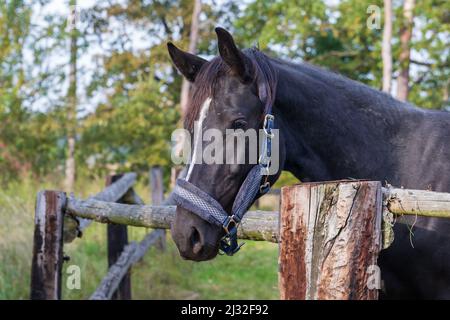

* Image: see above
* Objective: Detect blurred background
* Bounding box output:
[0,0,448,299]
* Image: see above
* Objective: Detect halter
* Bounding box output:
[172,82,275,256]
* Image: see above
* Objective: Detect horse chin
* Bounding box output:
[180,243,219,262]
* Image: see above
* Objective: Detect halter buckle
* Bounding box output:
[260,181,271,194]
[222,215,238,235]
[220,215,244,256]
[219,235,245,256]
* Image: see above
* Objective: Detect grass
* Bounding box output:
[0,174,279,300]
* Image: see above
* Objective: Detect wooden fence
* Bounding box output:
[30,173,450,300]
[279,180,450,300]
[30,170,167,300]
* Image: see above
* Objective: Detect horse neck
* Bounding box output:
[272,60,411,182]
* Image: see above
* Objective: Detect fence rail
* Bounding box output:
[90,229,165,300]
[66,198,279,242]
[30,173,450,300]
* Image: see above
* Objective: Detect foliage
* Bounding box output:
[81,75,179,174]
[407,0,449,109]
[1,0,448,182]
[235,0,448,108]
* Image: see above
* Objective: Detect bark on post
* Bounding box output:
[30,191,67,300]
[151,166,166,250]
[106,174,131,300]
[279,180,383,300]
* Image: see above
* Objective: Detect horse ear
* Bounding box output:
[167,42,207,82]
[215,27,251,81]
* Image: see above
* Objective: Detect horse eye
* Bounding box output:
[232,119,247,130]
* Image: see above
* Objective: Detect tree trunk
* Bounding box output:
[396,0,415,101]
[382,0,393,93]
[65,0,78,192]
[171,0,202,185]
[179,0,202,115]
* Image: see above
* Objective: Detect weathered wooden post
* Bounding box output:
[106,174,132,300]
[279,180,383,300]
[150,166,166,251]
[30,191,67,300]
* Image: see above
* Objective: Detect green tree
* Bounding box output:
[235,0,384,86]
[79,0,235,176]
[81,74,179,174]
[235,0,448,110]
[0,1,62,182]
[406,0,449,109]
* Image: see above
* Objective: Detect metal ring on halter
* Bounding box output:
[260,181,271,194]
[263,114,275,138]
[222,215,238,235]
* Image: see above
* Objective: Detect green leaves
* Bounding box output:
[81,74,179,175]
[0,0,448,184]
[235,0,448,109]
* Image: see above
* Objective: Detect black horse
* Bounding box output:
[168,27,450,299]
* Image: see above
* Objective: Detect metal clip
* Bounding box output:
[222,215,238,235]
[260,181,271,194]
[263,114,275,138]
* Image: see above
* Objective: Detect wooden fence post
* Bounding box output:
[106,174,132,300]
[150,166,166,251]
[279,180,383,300]
[30,191,67,300]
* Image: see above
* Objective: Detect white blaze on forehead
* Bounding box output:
[186,97,212,181]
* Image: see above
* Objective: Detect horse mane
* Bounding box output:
[184,48,278,131]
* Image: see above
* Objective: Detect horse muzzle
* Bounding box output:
[171,207,221,261]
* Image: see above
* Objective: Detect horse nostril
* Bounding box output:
[190,227,203,255]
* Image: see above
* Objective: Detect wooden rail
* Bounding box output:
[66,198,279,242]
[383,186,450,218]
[77,172,138,232]
[90,229,164,300]
[31,173,450,301]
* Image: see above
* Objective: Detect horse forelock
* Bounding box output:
[184,49,278,131]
